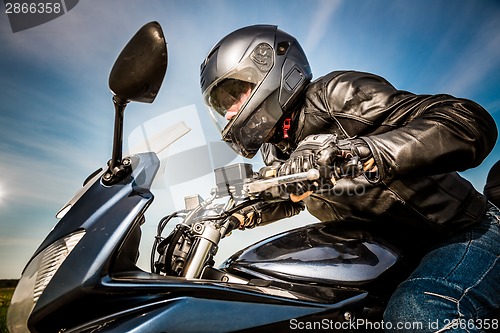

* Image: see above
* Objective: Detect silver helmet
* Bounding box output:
[200,25,312,158]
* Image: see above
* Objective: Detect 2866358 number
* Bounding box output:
[5,2,62,14]
[442,318,499,330]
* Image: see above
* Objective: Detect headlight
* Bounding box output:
[7,230,85,333]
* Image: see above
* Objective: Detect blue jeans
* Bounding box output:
[384,204,500,332]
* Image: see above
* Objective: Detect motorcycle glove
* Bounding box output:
[327,137,375,179]
[226,200,305,235]
[230,203,262,231]
[278,134,375,186]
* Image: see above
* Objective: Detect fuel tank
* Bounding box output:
[221,221,408,288]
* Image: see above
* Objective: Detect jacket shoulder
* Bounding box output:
[310,70,395,90]
[304,71,413,129]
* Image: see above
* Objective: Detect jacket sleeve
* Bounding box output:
[364,96,497,180]
[258,200,305,227]
[234,197,305,230]
[325,71,498,180]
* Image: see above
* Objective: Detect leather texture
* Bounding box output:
[260,70,497,234]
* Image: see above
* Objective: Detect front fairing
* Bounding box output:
[32,153,159,259]
[8,152,160,333]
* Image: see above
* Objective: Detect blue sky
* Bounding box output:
[1,0,499,279]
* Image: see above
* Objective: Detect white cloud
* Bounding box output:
[303,0,342,53]
[433,11,500,97]
[0,149,89,207]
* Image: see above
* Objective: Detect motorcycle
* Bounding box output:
[7,21,421,333]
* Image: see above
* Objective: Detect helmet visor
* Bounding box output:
[203,43,274,124]
[208,79,256,117]
[203,42,275,157]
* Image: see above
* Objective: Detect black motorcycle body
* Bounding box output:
[7,22,416,333]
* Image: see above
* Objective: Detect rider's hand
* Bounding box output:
[322,138,375,179]
[279,134,337,176]
[226,200,306,236]
[277,134,336,196]
[228,204,262,233]
[279,134,376,183]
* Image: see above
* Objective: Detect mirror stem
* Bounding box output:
[103,97,130,184]
[111,96,127,169]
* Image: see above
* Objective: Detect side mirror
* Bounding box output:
[109,21,168,104]
[105,21,168,185]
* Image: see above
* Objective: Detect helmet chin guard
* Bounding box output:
[223,91,284,158]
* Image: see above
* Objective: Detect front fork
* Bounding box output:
[181,197,235,279]
[183,221,221,278]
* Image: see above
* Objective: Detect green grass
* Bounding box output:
[0,288,14,333]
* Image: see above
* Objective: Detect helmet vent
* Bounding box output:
[277,41,290,55]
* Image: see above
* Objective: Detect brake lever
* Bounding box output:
[243,169,320,196]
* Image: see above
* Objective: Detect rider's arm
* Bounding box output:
[362,95,497,180]
[323,71,498,181]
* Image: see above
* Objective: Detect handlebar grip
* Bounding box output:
[244,169,320,194]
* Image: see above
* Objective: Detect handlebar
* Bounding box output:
[153,165,322,279]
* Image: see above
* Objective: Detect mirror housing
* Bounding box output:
[109,21,168,104]
[104,21,168,185]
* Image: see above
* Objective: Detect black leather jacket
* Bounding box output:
[259,70,497,237]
